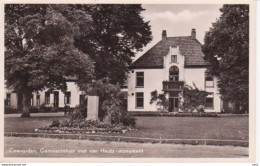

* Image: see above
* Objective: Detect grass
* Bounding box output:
[4,115,248,140]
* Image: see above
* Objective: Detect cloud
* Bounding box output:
[144,10,210,23]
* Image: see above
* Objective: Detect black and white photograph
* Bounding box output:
[1,0,257,163]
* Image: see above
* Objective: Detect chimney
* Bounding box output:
[162,30,167,41]
[191,28,196,39]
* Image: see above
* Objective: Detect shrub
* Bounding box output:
[150,90,169,112]
[50,107,59,112]
[67,108,85,120]
[29,107,39,113]
[50,119,60,127]
[121,114,136,127]
[129,111,218,117]
[4,105,19,114]
[179,84,208,112]
[197,105,205,113]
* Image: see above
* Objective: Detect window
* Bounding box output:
[31,94,34,106]
[171,55,177,63]
[64,92,71,104]
[6,93,11,106]
[45,92,50,104]
[205,76,214,87]
[169,66,179,81]
[79,94,86,106]
[205,72,214,87]
[36,94,40,107]
[136,72,144,87]
[136,92,144,108]
[205,93,214,108]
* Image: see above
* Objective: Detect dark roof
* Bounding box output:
[130,36,207,69]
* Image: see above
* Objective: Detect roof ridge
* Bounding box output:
[167,36,191,38]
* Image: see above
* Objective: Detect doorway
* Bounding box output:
[169,97,179,112]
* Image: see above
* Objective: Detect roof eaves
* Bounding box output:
[129,66,164,69]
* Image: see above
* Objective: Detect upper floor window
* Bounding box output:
[169,66,179,81]
[65,92,71,104]
[171,55,177,63]
[136,72,144,87]
[205,72,214,87]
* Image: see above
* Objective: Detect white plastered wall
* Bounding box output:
[31,81,84,108]
[127,69,164,111]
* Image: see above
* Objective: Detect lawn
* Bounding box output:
[4,114,248,140]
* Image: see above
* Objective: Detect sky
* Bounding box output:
[134,4,223,60]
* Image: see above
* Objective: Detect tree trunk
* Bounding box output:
[17,92,23,113]
[21,91,32,118]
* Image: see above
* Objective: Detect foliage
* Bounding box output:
[43,118,135,134]
[150,90,169,112]
[5,5,94,117]
[179,84,208,112]
[73,4,152,85]
[202,5,249,111]
[81,77,135,126]
[4,106,19,114]
[49,119,60,128]
[129,111,218,117]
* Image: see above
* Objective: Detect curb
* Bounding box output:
[5,132,249,147]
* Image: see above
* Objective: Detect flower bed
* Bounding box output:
[35,119,136,134]
[129,111,218,117]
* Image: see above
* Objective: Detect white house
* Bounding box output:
[127,29,222,113]
[5,78,86,109]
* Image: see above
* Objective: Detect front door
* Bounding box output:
[53,91,59,107]
[169,97,179,112]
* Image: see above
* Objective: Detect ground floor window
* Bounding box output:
[79,94,86,106]
[64,92,71,104]
[36,94,40,107]
[45,92,50,104]
[136,92,144,108]
[31,94,34,106]
[205,93,214,109]
[6,93,11,106]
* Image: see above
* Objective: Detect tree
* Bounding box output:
[73,4,152,84]
[202,5,249,112]
[179,84,208,112]
[5,5,94,117]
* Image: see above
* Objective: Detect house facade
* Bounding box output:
[5,79,86,109]
[127,29,222,113]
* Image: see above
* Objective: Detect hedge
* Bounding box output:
[129,111,218,117]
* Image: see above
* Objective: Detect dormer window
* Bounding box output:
[171,55,177,63]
